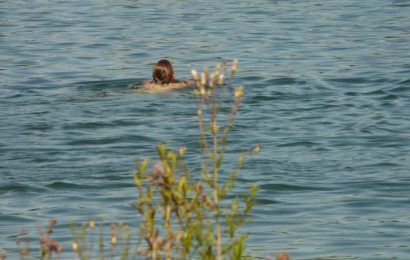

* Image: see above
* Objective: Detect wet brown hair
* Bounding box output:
[152,59,175,84]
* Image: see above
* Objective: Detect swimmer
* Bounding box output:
[143,59,194,91]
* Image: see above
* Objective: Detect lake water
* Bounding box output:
[1,0,410,259]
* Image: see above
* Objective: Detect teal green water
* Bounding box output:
[1,0,410,259]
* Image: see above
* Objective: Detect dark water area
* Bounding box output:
[1,0,410,259]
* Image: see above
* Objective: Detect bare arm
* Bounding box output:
[143,80,194,92]
[167,80,195,90]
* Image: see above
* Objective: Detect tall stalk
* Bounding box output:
[131,60,259,259]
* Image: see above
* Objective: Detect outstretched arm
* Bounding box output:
[167,80,195,90]
[143,81,164,90]
[142,80,195,92]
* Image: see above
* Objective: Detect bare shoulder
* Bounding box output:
[142,80,194,92]
[143,81,164,90]
[168,80,195,89]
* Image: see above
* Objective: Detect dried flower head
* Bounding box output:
[200,72,206,87]
[234,86,244,98]
[150,162,164,183]
[215,64,222,75]
[211,121,218,135]
[178,146,187,157]
[209,73,216,88]
[218,74,224,86]
[40,237,63,254]
[20,248,29,256]
[276,252,290,260]
[200,86,206,96]
[191,69,199,81]
[49,218,57,226]
[111,224,118,245]
[231,59,238,75]
[88,218,95,230]
[254,144,261,153]
[72,240,79,252]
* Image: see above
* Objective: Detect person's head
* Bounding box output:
[152,59,174,84]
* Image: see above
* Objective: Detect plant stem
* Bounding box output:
[210,86,222,260]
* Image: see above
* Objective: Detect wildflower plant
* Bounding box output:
[3,60,263,260]
[70,218,132,260]
[36,218,63,260]
[133,60,260,260]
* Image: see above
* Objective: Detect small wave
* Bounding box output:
[260,183,331,191]
[264,77,306,86]
[97,181,136,189]
[62,121,115,130]
[0,183,46,194]
[277,141,319,148]
[397,78,410,85]
[65,137,122,146]
[326,77,369,84]
[75,78,141,91]
[345,90,400,99]
[363,90,386,95]
[256,198,280,205]
[64,134,157,146]
[344,91,360,96]
[250,94,283,102]
[388,81,409,93]
[5,92,24,99]
[46,181,95,190]
[376,94,399,100]
[240,75,265,82]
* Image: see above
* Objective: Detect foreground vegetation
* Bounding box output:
[0,61,289,260]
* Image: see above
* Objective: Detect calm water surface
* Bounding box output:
[1,0,410,259]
